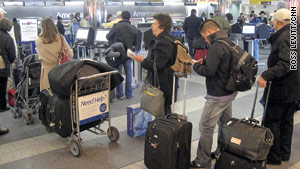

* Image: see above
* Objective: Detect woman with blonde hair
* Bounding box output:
[35,17,73,91]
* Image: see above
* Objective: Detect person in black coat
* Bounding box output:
[56,16,65,36]
[0,18,16,112]
[106,11,138,100]
[133,13,175,115]
[183,9,202,56]
[258,9,300,165]
[258,11,268,24]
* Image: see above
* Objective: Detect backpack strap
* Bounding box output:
[216,40,249,69]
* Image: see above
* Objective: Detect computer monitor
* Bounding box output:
[76,28,90,41]
[95,30,109,42]
[242,25,256,35]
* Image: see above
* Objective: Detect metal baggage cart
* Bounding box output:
[69,70,120,157]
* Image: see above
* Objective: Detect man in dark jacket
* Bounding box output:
[106,11,138,100]
[133,13,175,115]
[183,9,202,56]
[190,20,237,169]
[258,8,300,165]
[56,16,65,36]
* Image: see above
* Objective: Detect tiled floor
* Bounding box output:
[1,46,300,169]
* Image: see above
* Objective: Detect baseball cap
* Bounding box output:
[274,8,291,23]
[116,11,122,17]
[0,8,7,14]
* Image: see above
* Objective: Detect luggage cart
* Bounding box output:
[69,70,120,157]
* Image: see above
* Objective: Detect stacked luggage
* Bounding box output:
[214,83,274,169]
[38,59,123,138]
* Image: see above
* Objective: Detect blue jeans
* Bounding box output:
[115,59,132,98]
[254,40,260,61]
[187,38,194,57]
[194,99,232,167]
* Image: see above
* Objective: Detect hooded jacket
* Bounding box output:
[193,30,234,96]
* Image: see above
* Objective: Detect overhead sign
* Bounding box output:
[78,90,109,125]
[261,1,271,5]
[20,19,38,42]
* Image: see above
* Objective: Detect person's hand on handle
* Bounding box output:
[192,58,203,65]
[134,54,144,62]
[258,76,267,88]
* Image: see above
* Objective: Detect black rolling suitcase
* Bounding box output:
[144,114,192,169]
[214,150,266,169]
[215,83,274,169]
[39,89,54,131]
[39,89,72,136]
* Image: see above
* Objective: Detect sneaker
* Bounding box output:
[190,161,211,169]
[117,96,125,100]
[0,128,9,135]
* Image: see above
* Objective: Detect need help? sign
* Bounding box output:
[78,90,109,125]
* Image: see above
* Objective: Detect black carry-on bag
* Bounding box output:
[214,150,267,169]
[144,74,192,169]
[144,114,192,169]
[215,82,274,169]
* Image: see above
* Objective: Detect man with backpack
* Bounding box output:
[190,20,238,169]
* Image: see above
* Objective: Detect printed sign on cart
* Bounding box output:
[19,19,38,42]
[78,90,109,125]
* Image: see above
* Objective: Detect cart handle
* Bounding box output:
[77,70,119,81]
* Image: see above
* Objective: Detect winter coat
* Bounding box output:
[106,19,138,51]
[0,30,16,77]
[261,24,300,103]
[57,22,65,36]
[141,31,175,106]
[35,34,73,91]
[183,14,202,39]
[193,30,234,97]
[13,22,21,42]
[212,15,231,32]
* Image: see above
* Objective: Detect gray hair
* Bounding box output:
[0,17,12,32]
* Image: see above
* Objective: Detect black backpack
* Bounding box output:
[217,40,258,92]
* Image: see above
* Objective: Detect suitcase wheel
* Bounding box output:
[107,126,119,142]
[70,139,82,157]
[23,113,33,125]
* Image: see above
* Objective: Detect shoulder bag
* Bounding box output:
[59,35,71,64]
[140,62,165,117]
[0,48,6,69]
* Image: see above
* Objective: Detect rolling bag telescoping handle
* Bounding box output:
[248,81,272,126]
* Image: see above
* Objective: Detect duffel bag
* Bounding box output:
[218,118,274,161]
[48,59,123,97]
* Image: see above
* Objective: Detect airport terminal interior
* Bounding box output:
[0,0,300,169]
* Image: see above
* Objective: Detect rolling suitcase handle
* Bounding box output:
[247,81,272,126]
[171,72,188,120]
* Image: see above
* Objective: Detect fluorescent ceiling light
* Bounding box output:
[45,1,65,6]
[123,2,135,5]
[65,1,84,6]
[165,2,184,6]
[4,1,24,6]
[24,2,45,7]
